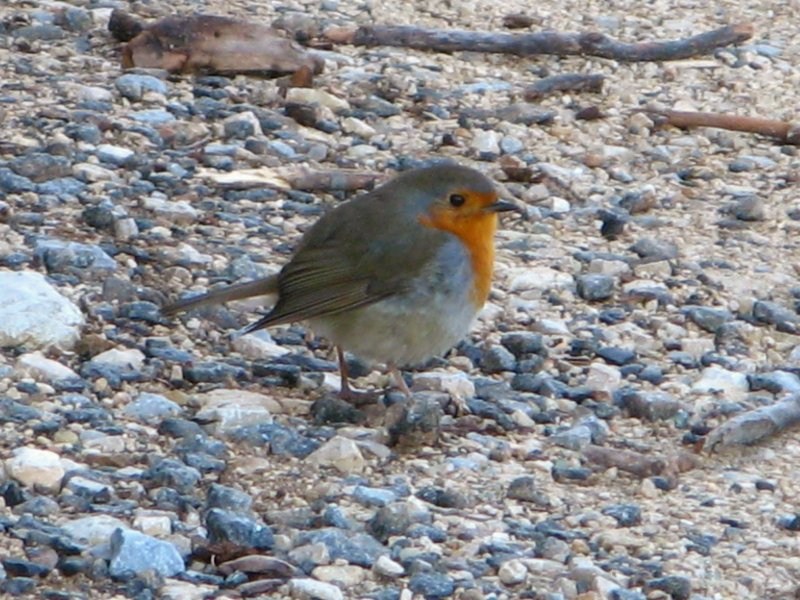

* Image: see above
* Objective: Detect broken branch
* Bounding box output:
[704,394,800,452]
[323,23,753,62]
[647,109,800,145]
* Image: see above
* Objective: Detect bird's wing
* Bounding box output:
[243,194,446,332]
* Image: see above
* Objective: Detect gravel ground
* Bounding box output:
[2,0,800,599]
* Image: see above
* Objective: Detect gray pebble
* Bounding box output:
[109,528,185,578]
[206,483,253,515]
[122,392,181,424]
[630,237,678,260]
[576,274,615,301]
[115,74,168,101]
[206,508,274,549]
[481,345,517,373]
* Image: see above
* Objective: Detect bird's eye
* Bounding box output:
[449,194,466,207]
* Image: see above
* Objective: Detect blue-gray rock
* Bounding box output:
[115,74,169,101]
[142,459,201,494]
[629,237,678,260]
[353,486,398,508]
[619,391,680,421]
[294,528,388,567]
[415,486,468,509]
[506,476,546,504]
[230,423,321,457]
[0,168,36,193]
[15,24,65,41]
[1,577,37,596]
[56,7,92,32]
[368,502,432,542]
[682,306,734,333]
[35,239,117,276]
[550,424,594,451]
[130,109,175,125]
[728,158,755,173]
[732,195,766,221]
[206,508,274,549]
[108,528,185,578]
[748,370,800,394]
[500,331,545,357]
[644,575,691,600]
[602,503,642,527]
[2,558,50,577]
[577,274,615,301]
[184,361,247,383]
[206,484,253,515]
[481,345,517,373]
[408,572,455,599]
[753,300,799,333]
[9,153,71,182]
[597,346,637,365]
[37,177,86,197]
[118,301,162,323]
[123,393,181,424]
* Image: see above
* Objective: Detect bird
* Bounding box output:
[162,163,515,400]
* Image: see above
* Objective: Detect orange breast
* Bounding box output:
[419,210,498,308]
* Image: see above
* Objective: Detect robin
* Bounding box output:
[162,163,515,400]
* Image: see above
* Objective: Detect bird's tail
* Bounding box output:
[161,274,280,317]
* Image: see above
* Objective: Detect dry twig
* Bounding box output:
[323,23,753,62]
[647,109,800,145]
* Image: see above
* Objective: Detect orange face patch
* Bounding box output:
[419,190,499,307]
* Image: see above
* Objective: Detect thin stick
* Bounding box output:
[648,109,800,145]
[324,23,753,62]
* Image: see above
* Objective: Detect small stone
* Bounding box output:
[692,366,749,401]
[602,503,642,527]
[577,274,615,301]
[367,500,431,542]
[682,306,734,333]
[232,331,289,360]
[386,394,442,448]
[507,476,547,505]
[223,111,262,139]
[290,578,344,600]
[306,436,365,474]
[644,575,692,600]
[97,144,135,166]
[509,266,574,292]
[620,391,681,421]
[373,555,404,578]
[342,117,376,138]
[123,392,181,424]
[285,88,350,112]
[9,152,71,182]
[732,195,766,221]
[92,347,146,370]
[312,564,367,586]
[194,389,277,434]
[61,515,130,546]
[408,572,455,599]
[413,371,475,399]
[500,331,545,357]
[108,528,185,578]
[629,237,679,261]
[0,271,85,349]
[498,558,527,585]
[17,351,78,382]
[115,74,168,101]
[500,135,524,154]
[206,508,274,549]
[472,130,500,159]
[5,447,65,491]
[585,362,622,398]
[206,483,253,514]
[481,345,517,373]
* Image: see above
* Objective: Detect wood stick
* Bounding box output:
[647,109,800,145]
[524,73,605,100]
[324,23,753,62]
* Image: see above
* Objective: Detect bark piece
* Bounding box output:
[705,394,800,452]
[324,23,753,62]
[582,444,699,479]
[648,109,800,145]
[524,73,605,100]
[120,13,322,75]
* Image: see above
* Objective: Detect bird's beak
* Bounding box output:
[484,199,518,213]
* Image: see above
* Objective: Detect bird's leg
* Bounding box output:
[389,364,412,398]
[336,346,381,405]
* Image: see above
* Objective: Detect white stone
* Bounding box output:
[289,578,344,600]
[97,144,135,165]
[285,88,350,112]
[17,351,78,381]
[413,371,475,399]
[509,267,574,292]
[0,271,85,349]
[114,218,139,241]
[73,162,117,182]
[586,363,622,398]
[373,555,404,578]
[193,389,279,433]
[5,447,65,491]
[472,130,500,155]
[233,331,289,360]
[223,111,263,136]
[547,197,571,213]
[499,558,528,585]
[312,565,367,586]
[306,436,365,474]
[342,117,376,138]
[143,196,199,225]
[60,515,130,546]
[161,580,216,600]
[588,259,630,277]
[91,348,146,370]
[133,513,173,537]
[692,366,750,401]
